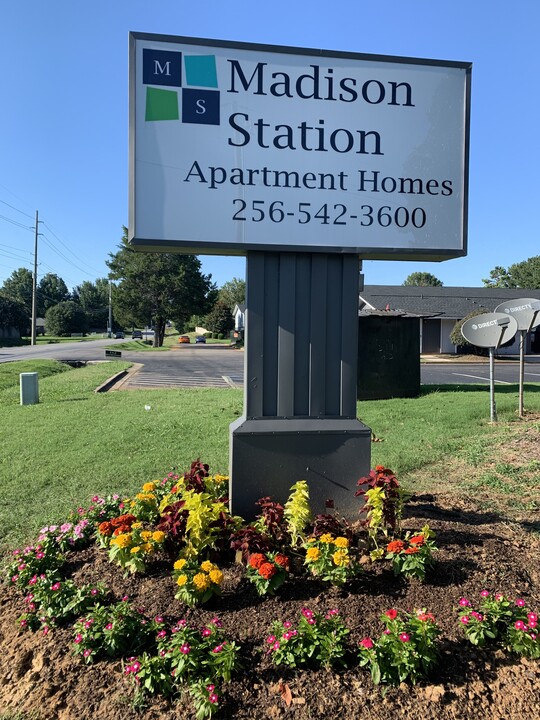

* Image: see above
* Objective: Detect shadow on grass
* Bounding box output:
[420,384,540,394]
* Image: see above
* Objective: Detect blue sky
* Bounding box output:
[1,0,538,292]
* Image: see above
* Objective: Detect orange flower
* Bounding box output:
[404,546,419,554]
[258,562,277,580]
[274,554,290,570]
[387,540,405,553]
[98,521,113,536]
[249,553,265,570]
[409,535,425,546]
[375,465,386,472]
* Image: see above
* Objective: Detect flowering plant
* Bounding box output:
[128,483,161,523]
[385,525,436,580]
[245,552,290,596]
[96,513,137,548]
[7,541,65,590]
[173,558,224,607]
[358,608,440,685]
[71,493,125,526]
[457,591,539,658]
[303,533,360,586]
[37,519,93,552]
[267,607,350,669]
[72,601,157,664]
[106,524,166,574]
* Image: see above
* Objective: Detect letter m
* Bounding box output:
[143,49,182,87]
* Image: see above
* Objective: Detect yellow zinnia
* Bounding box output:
[176,574,188,586]
[306,547,321,562]
[201,560,215,573]
[130,546,141,554]
[152,531,166,543]
[141,531,152,541]
[193,573,211,592]
[334,536,349,548]
[142,543,153,553]
[332,550,349,567]
[209,569,224,585]
[319,533,334,544]
[143,482,157,493]
[132,522,142,529]
[113,533,131,548]
[174,558,187,571]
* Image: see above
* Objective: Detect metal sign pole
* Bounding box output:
[519,329,526,417]
[489,346,497,423]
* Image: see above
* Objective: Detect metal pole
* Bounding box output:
[31,210,38,346]
[108,281,113,338]
[518,329,525,417]
[489,346,497,422]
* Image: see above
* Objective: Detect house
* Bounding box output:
[359,285,540,354]
[233,303,246,332]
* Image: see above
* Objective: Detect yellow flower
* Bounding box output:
[334,536,349,548]
[193,573,211,592]
[132,522,142,529]
[112,533,131,548]
[319,533,334,544]
[306,547,321,562]
[152,531,166,543]
[176,574,188,587]
[209,569,224,585]
[142,543,153,554]
[332,550,349,567]
[174,558,187,571]
[201,560,215,573]
[141,531,152,541]
[130,546,141,554]
[213,474,228,484]
[143,482,157,493]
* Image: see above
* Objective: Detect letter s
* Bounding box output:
[228,113,250,147]
[196,99,206,114]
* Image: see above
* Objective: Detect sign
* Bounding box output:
[129,33,471,260]
[461,313,518,349]
[105,350,122,358]
[494,298,540,333]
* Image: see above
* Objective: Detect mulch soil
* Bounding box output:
[1,490,539,720]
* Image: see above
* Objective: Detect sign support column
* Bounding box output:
[229,251,371,520]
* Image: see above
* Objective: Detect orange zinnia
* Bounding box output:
[258,562,277,580]
[274,554,290,570]
[249,553,265,570]
[409,535,425,546]
[387,540,405,553]
[404,546,419,554]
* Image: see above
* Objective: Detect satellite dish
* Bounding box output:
[494,298,540,332]
[461,312,518,349]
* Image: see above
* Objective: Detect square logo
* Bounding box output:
[143,49,182,87]
[145,87,179,122]
[181,88,220,125]
[184,55,218,88]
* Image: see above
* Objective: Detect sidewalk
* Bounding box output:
[421,354,540,363]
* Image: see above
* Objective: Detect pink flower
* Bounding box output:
[121,595,129,602]
[157,630,167,639]
[283,621,292,629]
[28,575,37,585]
[201,627,212,637]
[155,615,164,623]
[385,608,398,620]
[92,495,99,502]
[209,693,219,704]
[272,641,280,651]
[480,590,490,597]
[91,588,98,596]
[51,582,61,591]
[180,644,190,654]
[84,620,93,629]
[11,576,18,583]
[360,637,374,649]
[307,618,316,625]
[529,619,537,629]
[132,661,141,672]
[383,629,391,635]
[301,607,314,619]
[459,598,470,607]
[83,649,91,657]
[399,633,410,642]
[212,645,223,653]
[528,613,537,623]
[495,593,504,601]
[470,612,483,621]
[105,623,113,631]
[516,598,526,608]
[460,616,470,624]
[530,633,537,640]
[266,635,276,644]
[74,634,83,644]
[42,626,49,636]
[211,617,222,627]
[20,619,27,628]
[35,552,45,560]
[515,621,526,631]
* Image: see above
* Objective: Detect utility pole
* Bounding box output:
[31,210,39,346]
[108,280,113,338]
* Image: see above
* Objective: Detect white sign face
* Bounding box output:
[129,34,471,259]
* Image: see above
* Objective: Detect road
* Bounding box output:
[1,341,540,387]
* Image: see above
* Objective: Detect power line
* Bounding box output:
[43,222,103,276]
[0,198,35,220]
[0,213,34,232]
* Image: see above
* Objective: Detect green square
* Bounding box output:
[145,87,179,121]
[184,55,218,88]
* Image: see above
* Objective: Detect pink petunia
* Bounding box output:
[359,637,373,649]
[399,633,410,642]
[515,598,526,608]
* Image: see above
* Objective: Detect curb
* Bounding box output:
[94,363,143,393]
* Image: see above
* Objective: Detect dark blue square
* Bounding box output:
[182,88,220,125]
[143,49,182,87]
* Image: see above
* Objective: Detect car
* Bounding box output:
[195,335,206,344]
[115,331,125,339]
[132,330,143,339]
[178,335,191,344]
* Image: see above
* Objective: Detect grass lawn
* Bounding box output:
[1,359,539,552]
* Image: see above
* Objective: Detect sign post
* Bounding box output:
[494,299,540,417]
[128,33,471,518]
[461,313,518,422]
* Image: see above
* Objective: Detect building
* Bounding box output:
[359,285,540,354]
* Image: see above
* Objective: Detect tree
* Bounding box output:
[73,278,110,330]
[107,227,216,347]
[204,300,235,337]
[218,277,245,313]
[482,256,540,288]
[0,293,28,334]
[45,301,88,336]
[1,267,33,317]
[449,307,489,354]
[403,272,443,287]
[37,273,70,316]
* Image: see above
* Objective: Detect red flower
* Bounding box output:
[387,540,405,553]
[409,535,425,546]
[404,546,419,555]
[249,553,266,570]
[258,562,277,580]
[385,608,398,620]
[274,554,290,571]
[98,521,113,537]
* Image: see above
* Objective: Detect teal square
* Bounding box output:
[184,55,218,88]
[145,87,179,121]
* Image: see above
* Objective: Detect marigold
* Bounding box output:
[201,560,215,573]
[249,553,265,569]
[332,550,349,567]
[319,533,334,544]
[334,536,349,548]
[409,535,425,546]
[174,558,187,571]
[274,554,290,570]
[387,540,405,553]
[306,547,321,562]
[176,574,188,586]
[258,562,277,580]
[209,569,224,585]
[142,482,157,493]
[193,573,211,591]
[152,531,166,543]
[98,521,113,537]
